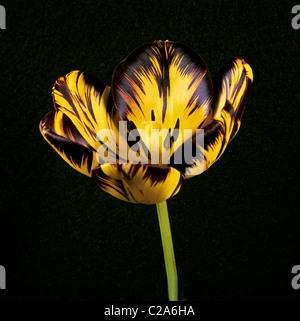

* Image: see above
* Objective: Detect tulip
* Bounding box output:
[40,40,252,300]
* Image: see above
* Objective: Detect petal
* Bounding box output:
[204,102,235,169]
[112,40,213,136]
[45,70,129,167]
[177,58,253,178]
[213,57,253,141]
[92,162,183,204]
[174,103,235,178]
[40,111,99,176]
[52,70,117,150]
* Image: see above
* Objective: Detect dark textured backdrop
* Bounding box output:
[0,0,299,301]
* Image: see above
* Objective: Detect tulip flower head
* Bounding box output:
[40,40,252,300]
[40,40,252,205]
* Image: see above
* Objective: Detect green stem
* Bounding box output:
[156,200,178,301]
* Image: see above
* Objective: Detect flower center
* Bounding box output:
[139,122,169,166]
[141,121,162,134]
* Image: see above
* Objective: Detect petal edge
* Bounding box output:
[92,162,183,204]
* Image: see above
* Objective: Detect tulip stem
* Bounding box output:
[156,200,178,301]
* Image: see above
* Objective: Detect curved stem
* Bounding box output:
[156,201,178,301]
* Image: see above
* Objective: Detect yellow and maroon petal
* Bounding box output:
[213,57,253,141]
[52,70,117,150]
[40,111,99,176]
[175,58,252,178]
[204,102,236,169]
[112,40,213,138]
[177,103,236,178]
[92,162,183,204]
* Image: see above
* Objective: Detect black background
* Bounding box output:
[0,0,299,301]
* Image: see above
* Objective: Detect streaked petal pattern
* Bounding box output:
[40,41,253,203]
[92,162,183,204]
[213,57,253,141]
[41,70,132,173]
[177,58,253,178]
[112,40,213,162]
[172,102,235,178]
[203,102,236,169]
[40,110,99,176]
[52,70,118,151]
